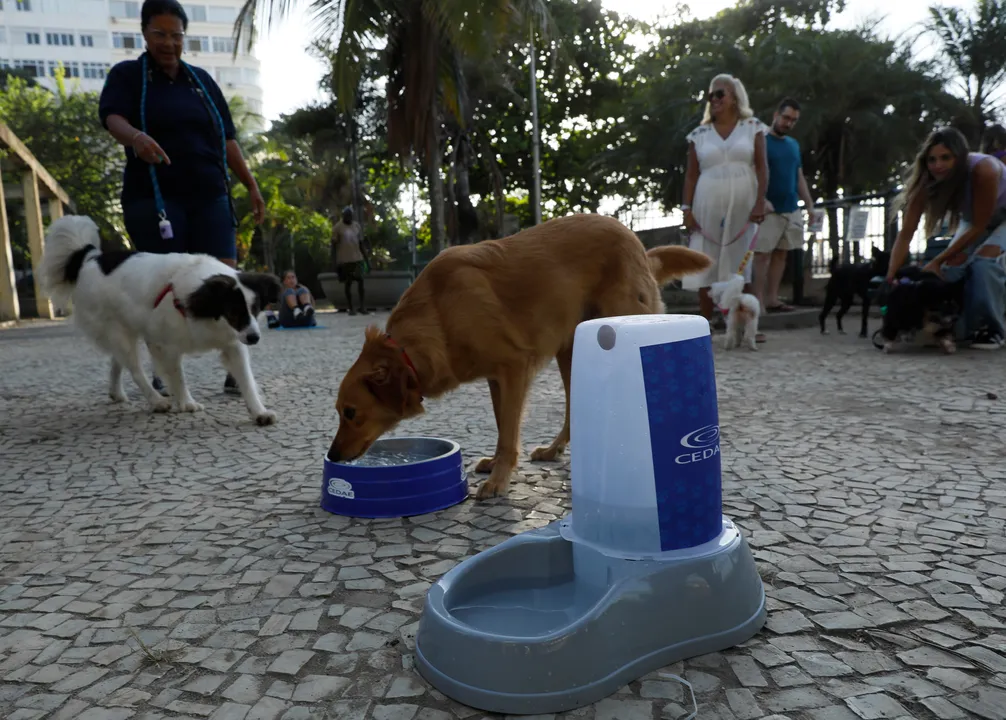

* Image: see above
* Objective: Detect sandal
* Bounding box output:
[756,333,767,343]
[766,303,795,313]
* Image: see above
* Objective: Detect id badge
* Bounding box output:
[159,219,174,240]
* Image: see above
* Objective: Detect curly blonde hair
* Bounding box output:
[701,74,754,125]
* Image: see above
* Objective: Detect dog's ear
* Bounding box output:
[364,357,422,417]
[239,272,283,308]
[186,274,238,319]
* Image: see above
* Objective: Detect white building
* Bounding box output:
[1,0,263,123]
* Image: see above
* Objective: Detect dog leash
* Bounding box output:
[153,283,187,317]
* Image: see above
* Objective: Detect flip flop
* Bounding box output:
[756,333,767,343]
[766,304,795,313]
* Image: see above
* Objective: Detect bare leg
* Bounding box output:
[220,343,276,425]
[531,344,572,462]
[698,287,715,320]
[752,252,771,308]
[766,249,788,307]
[475,379,502,473]
[475,368,532,500]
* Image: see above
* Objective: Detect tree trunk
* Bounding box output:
[427,113,446,253]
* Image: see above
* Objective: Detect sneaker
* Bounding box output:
[358,308,370,315]
[348,309,357,316]
[224,373,241,395]
[971,330,1005,350]
[152,375,170,397]
[303,305,315,320]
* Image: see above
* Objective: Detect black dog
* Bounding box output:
[878,266,966,354]
[819,248,891,338]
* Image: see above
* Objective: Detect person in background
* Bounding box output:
[277,270,317,328]
[752,98,823,335]
[99,0,265,395]
[887,126,1006,349]
[681,73,769,327]
[332,206,370,316]
[982,124,1006,164]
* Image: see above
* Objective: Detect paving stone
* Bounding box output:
[291,675,350,702]
[267,650,315,675]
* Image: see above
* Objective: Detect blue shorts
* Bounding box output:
[123,194,237,260]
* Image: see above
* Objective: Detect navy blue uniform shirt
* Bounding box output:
[99,52,237,205]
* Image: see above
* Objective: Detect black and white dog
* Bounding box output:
[39,215,282,424]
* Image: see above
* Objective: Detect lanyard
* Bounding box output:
[140,54,230,228]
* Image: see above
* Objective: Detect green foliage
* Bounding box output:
[1,72,124,263]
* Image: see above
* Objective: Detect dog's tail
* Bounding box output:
[38,215,102,308]
[646,245,713,285]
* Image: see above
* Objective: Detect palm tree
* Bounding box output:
[926,0,1006,145]
[234,0,551,251]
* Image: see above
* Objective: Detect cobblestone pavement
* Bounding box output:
[2,312,1006,720]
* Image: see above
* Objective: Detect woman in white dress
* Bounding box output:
[681,74,769,324]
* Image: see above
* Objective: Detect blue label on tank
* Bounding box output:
[639,335,722,551]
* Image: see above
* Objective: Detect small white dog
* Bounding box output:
[709,274,761,351]
[39,215,282,425]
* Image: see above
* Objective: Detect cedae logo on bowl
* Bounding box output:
[327,477,355,499]
[674,424,720,465]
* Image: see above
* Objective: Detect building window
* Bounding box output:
[16,0,33,11]
[207,5,238,24]
[47,33,76,47]
[109,1,140,19]
[212,36,234,54]
[187,4,207,22]
[82,62,111,80]
[13,59,44,77]
[0,29,6,45]
[49,61,81,79]
[186,35,210,53]
[112,32,144,50]
[81,35,95,48]
[26,32,41,45]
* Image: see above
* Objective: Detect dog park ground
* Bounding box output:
[1,313,1004,720]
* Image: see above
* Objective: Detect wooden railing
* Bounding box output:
[0,121,74,322]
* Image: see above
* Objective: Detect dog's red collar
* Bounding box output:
[385,334,422,397]
[154,283,186,317]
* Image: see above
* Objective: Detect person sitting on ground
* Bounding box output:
[331,206,369,316]
[886,126,1006,350]
[277,270,317,328]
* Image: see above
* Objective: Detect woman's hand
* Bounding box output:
[922,260,944,278]
[131,132,171,165]
[750,200,766,224]
[684,209,698,232]
[249,184,266,225]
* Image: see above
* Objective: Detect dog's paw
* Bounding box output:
[858,332,868,339]
[109,390,127,404]
[474,456,496,474]
[820,329,830,335]
[837,330,847,335]
[150,398,172,413]
[177,401,204,413]
[530,445,564,462]
[254,411,278,427]
[475,478,507,500]
[883,342,894,354]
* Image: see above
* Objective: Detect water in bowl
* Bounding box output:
[344,448,430,467]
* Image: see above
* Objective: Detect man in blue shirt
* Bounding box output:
[752,98,822,319]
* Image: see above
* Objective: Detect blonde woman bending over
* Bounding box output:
[681,74,770,326]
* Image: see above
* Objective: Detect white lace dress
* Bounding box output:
[682,117,768,290]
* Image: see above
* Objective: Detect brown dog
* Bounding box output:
[329,213,712,500]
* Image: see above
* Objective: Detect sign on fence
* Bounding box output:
[845,206,870,241]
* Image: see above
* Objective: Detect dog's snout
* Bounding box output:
[328,438,341,463]
[246,332,260,346]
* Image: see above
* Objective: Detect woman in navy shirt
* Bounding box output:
[99,0,264,260]
[99,0,265,394]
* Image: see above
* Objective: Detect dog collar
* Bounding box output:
[154,283,186,317]
[385,334,423,398]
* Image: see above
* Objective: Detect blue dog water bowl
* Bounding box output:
[321,437,468,518]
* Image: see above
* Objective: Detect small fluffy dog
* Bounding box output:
[878,267,966,354]
[710,274,761,351]
[819,247,890,337]
[39,215,281,424]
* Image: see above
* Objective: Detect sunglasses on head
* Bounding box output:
[708,89,727,101]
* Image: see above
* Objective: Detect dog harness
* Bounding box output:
[153,283,187,317]
[385,334,423,398]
